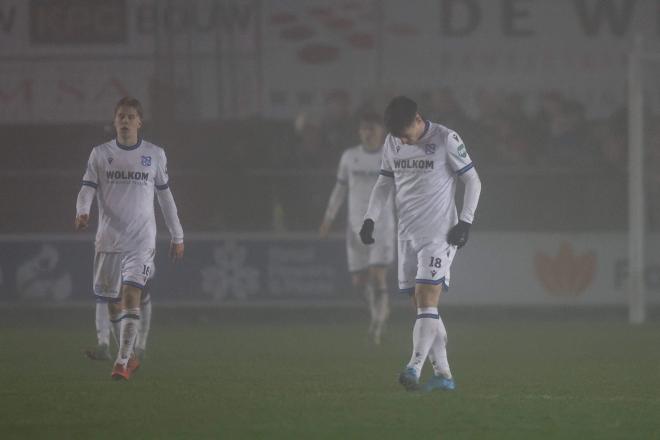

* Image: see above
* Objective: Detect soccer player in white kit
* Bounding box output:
[75,97,184,380]
[360,96,481,391]
[319,112,396,344]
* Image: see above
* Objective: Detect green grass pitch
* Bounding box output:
[0,306,659,439]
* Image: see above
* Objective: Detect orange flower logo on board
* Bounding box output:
[534,242,596,296]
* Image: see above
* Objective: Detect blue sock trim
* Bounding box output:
[110,315,126,323]
[94,294,121,304]
[123,313,140,320]
[416,313,439,319]
[399,287,414,296]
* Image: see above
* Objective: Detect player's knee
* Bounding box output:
[121,284,142,308]
[415,284,442,307]
[108,301,122,318]
[368,266,387,287]
[351,272,368,288]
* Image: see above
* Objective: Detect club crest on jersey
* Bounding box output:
[424,144,437,155]
[107,157,113,164]
[457,144,467,159]
[141,156,152,167]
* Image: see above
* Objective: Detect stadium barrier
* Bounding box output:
[0,232,658,305]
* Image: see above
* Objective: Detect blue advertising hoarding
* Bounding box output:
[0,234,356,303]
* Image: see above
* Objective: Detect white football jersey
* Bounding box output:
[81,139,170,252]
[337,145,396,235]
[379,122,474,241]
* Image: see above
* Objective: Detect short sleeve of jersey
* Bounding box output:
[379,137,394,178]
[155,148,170,190]
[336,151,349,185]
[81,148,99,189]
[446,131,474,176]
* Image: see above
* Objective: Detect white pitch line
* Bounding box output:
[473,394,660,403]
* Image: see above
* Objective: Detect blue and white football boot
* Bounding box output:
[398,367,420,391]
[422,374,456,392]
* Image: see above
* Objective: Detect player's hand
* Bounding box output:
[319,221,331,238]
[359,219,375,245]
[447,220,471,249]
[74,214,89,231]
[170,241,184,262]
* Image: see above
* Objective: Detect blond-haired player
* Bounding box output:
[75,97,184,380]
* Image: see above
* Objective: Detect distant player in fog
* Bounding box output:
[320,112,396,344]
[75,97,184,380]
[361,97,481,392]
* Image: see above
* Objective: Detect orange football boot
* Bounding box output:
[111,362,131,380]
[127,355,141,375]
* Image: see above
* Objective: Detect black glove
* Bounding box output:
[359,219,375,244]
[447,220,471,249]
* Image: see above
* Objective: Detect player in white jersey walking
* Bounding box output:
[320,112,396,344]
[75,97,184,380]
[360,96,481,391]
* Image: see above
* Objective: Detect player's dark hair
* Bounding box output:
[358,111,383,126]
[384,96,418,136]
[114,96,144,120]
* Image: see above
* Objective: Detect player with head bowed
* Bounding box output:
[75,97,184,380]
[360,96,481,391]
[320,112,396,344]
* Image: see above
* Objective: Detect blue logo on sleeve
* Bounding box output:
[141,156,152,167]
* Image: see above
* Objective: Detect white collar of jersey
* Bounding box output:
[115,138,143,151]
[402,121,432,147]
[417,120,431,142]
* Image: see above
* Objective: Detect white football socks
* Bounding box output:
[364,284,377,322]
[372,288,390,344]
[427,315,452,379]
[406,307,439,377]
[109,309,122,347]
[96,302,111,347]
[116,307,140,366]
[136,297,152,351]
[376,288,390,324]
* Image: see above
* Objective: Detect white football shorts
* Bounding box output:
[346,229,395,273]
[93,248,155,302]
[397,239,457,295]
